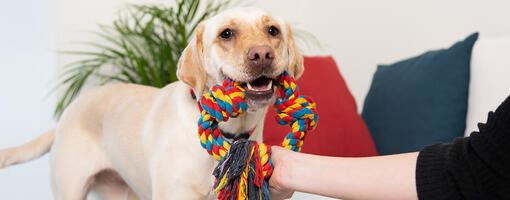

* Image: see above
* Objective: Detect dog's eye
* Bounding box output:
[268,26,279,36]
[219,29,233,39]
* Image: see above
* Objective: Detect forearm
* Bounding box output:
[281,151,419,200]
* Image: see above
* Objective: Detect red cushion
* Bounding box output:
[263,56,378,157]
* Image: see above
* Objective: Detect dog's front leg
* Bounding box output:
[150,143,217,200]
[151,162,217,200]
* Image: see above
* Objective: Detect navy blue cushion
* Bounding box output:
[362,33,478,155]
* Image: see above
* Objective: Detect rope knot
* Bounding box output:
[200,78,247,122]
[275,96,318,129]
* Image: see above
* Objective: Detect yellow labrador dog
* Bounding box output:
[0,7,303,200]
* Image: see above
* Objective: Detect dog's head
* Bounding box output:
[177,7,303,109]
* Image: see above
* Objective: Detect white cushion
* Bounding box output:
[465,35,510,136]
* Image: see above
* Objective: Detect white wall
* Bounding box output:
[0,0,56,199]
[2,0,509,199]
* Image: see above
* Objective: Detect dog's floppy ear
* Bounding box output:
[285,23,304,79]
[177,24,207,98]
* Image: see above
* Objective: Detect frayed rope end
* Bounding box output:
[213,140,272,200]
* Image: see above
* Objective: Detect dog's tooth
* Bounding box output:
[247,83,254,90]
[267,81,272,89]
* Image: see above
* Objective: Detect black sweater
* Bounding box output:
[416,95,510,199]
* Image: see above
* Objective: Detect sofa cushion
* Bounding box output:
[263,56,378,157]
[465,36,510,136]
[362,33,478,155]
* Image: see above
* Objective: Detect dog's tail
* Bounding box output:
[0,128,55,168]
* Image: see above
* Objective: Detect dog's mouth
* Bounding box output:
[240,76,276,108]
[242,76,274,94]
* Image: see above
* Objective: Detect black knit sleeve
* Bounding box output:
[416,95,510,200]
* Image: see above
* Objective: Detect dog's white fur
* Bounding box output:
[0,7,303,200]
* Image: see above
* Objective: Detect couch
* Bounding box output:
[266,33,510,199]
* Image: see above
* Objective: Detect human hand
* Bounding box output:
[269,145,420,200]
[269,146,295,200]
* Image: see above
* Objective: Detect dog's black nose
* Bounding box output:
[247,46,274,67]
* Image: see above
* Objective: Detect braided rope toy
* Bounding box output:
[197,70,318,200]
